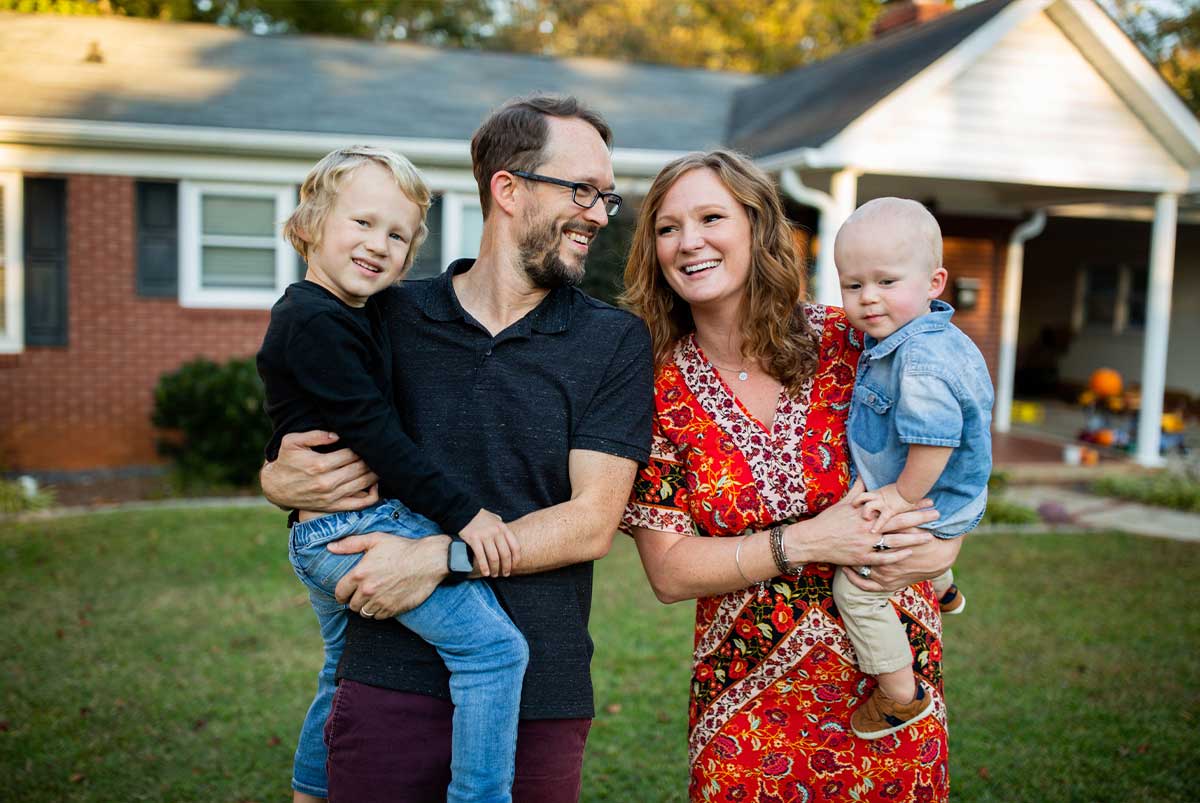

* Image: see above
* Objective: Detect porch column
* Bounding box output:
[814,169,859,307]
[994,211,1046,432]
[1135,192,1178,468]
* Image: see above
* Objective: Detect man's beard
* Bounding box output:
[517,211,594,290]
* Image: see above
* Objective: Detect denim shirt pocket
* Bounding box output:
[851,383,894,454]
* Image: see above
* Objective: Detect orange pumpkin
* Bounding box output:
[1089,368,1123,398]
[1092,428,1116,447]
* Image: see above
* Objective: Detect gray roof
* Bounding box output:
[727,0,1015,157]
[0,12,756,152]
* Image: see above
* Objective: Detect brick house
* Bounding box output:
[2,0,1197,477]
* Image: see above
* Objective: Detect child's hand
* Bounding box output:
[458,508,520,577]
[853,483,919,534]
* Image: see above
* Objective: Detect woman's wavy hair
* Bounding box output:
[620,150,818,393]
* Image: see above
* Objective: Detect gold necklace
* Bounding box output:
[705,357,753,381]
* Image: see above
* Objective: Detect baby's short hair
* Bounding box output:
[284,146,432,272]
[842,197,943,271]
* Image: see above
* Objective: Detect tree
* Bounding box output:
[490,0,880,73]
[1104,0,1200,114]
[0,0,497,46]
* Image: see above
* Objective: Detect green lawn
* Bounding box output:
[1,509,1196,802]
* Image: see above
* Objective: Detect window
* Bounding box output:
[442,192,484,264]
[179,182,296,308]
[0,172,22,353]
[1076,264,1147,335]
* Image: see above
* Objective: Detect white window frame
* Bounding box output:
[442,191,484,264]
[179,181,296,309]
[0,171,23,354]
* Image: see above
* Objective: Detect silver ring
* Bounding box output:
[856,566,872,579]
[873,536,890,552]
[359,607,376,618]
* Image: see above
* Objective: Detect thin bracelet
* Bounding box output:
[769,525,789,575]
[734,534,753,585]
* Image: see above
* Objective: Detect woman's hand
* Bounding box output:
[839,534,962,594]
[260,430,380,512]
[784,478,940,569]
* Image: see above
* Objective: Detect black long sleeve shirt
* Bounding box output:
[256,280,480,534]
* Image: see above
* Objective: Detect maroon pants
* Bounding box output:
[325,680,592,803]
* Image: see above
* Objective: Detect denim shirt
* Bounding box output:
[847,300,994,537]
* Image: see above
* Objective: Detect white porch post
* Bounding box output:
[1136,192,1178,468]
[994,211,1046,433]
[815,169,859,307]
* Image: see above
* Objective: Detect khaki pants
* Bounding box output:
[833,568,954,675]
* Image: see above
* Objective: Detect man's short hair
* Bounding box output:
[470,95,613,218]
[284,146,432,271]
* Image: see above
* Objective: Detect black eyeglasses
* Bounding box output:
[510,170,622,217]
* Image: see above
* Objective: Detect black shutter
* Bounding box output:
[24,177,68,346]
[136,181,178,297]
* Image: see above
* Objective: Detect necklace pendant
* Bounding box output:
[737,371,749,381]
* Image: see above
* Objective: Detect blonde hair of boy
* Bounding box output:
[839,197,943,272]
[284,146,433,272]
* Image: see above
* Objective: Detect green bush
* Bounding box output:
[151,357,271,488]
[1092,471,1200,513]
[0,477,55,515]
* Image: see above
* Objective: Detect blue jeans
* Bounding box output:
[288,500,529,802]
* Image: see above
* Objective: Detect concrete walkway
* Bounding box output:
[1001,485,1200,543]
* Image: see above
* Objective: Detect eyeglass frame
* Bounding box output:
[509,170,622,217]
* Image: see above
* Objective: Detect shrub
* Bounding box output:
[1092,471,1200,513]
[0,477,55,515]
[152,357,271,488]
[981,496,1040,526]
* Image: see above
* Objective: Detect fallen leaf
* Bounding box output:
[977,766,990,780]
[1137,744,1150,754]
[192,719,207,731]
[604,703,622,715]
[0,720,10,732]
[114,698,127,708]
[79,707,91,717]
[55,629,64,640]
[69,773,86,784]
[266,736,281,747]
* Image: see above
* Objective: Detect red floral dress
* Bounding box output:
[623,306,949,803]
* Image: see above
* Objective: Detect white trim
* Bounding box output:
[1047,203,1200,224]
[442,192,483,264]
[179,181,297,309]
[0,171,22,354]
[0,116,683,178]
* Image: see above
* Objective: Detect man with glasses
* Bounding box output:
[261,95,652,803]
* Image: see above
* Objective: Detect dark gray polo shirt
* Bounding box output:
[336,259,653,719]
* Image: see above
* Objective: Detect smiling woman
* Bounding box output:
[620,150,954,803]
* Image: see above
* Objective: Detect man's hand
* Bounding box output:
[330,533,450,618]
[260,430,379,512]
[458,508,520,577]
[853,482,919,534]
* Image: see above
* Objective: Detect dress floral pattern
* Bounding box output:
[623,305,949,803]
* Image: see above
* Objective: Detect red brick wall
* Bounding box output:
[0,174,270,471]
[939,217,1013,383]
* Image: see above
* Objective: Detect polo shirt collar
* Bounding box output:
[418,258,571,334]
[863,299,955,359]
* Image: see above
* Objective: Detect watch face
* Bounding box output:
[448,539,473,574]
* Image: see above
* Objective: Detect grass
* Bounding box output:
[1,510,1197,802]
[1092,471,1200,513]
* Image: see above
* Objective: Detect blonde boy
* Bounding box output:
[833,197,992,739]
[257,147,527,802]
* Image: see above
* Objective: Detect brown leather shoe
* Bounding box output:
[850,682,934,739]
[939,584,966,615]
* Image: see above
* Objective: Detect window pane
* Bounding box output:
[1126,268,1148,328]
[408,195,444,280]
[202,195,275,237]
[1084,266,1118,327]
[201,246,275,289]
[459,204,483,259]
